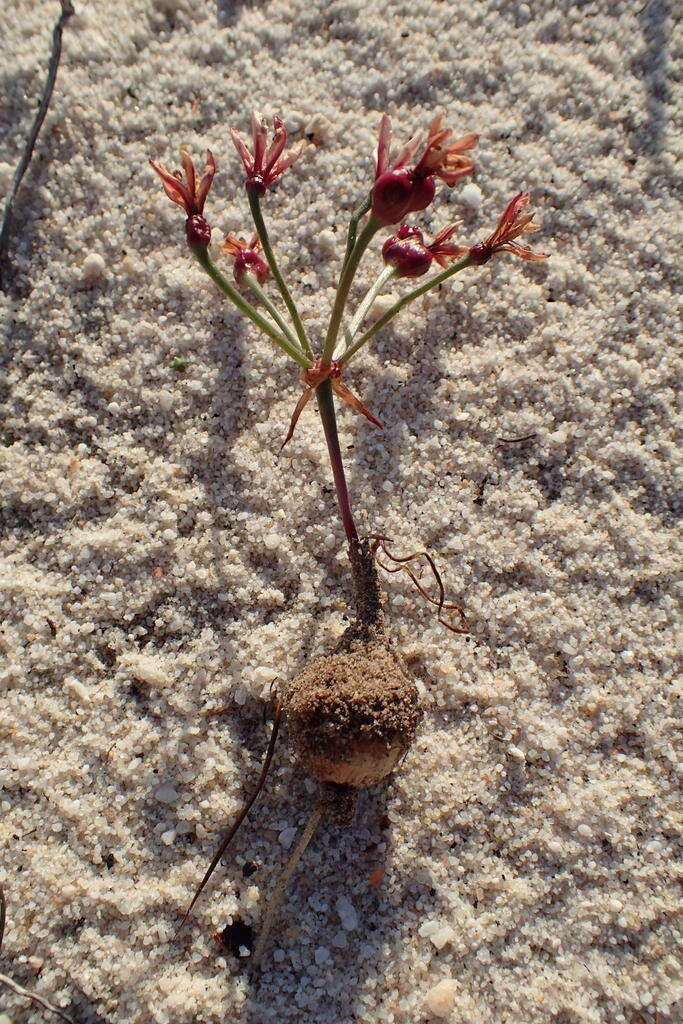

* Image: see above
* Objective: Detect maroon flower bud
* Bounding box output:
[468,242,493,265]
[370,114,478,225]
[372,169,416,226]
[382,225,433,278]
[220,233,269,285]
[185,215,212,250]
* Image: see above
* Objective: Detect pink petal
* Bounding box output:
[376,114,391,177]
[264,116,288,175]
[181,150,196,198]
[149,159,192,211]
[251,111,268,171]
[230,128,254,174]
[393,130,423,169]
[195,149,216,213]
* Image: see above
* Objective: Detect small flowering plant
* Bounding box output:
[150,110,547,563]
[151,114,550,954]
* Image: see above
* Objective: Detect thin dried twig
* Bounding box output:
[0,884,78,1024]
[177,701,283,933]
[370,536,469,634]
[496,432,537,445]
[0,0,74,291]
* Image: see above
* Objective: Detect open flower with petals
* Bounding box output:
[371,115,477,225]
[382,222,464,278]
[414,117,478,188]
[281,360,382,450]
[469,192,548,264]
[220,232,269,285]
[149,149,216,248]
[230,112,305,196]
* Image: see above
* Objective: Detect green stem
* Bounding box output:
[242,272,305,356]
[342,264,396,354]
[247,189,312,357]
[322,215,381,365]
[339,255,475,368]
[193,247,310,369]
[342,193,372,268]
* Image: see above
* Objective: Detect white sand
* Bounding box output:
[1,1,681,1022]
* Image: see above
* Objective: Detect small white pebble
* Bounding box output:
[64,677,90,703]
[317,228,337,255]
[160,829,176,845]
[81,252,107,284]
[263,533,281,551]
[305,113,333,143]
[278,826,297,848]
[460,182,483,210]
[508,744,526,761]
[157,390,174,412]
[429,924,457,950]
[336,894,359,931]
[155,784,179,804]
[424,978,459,1018]
[238,945,251,958]
[370,293,399,318]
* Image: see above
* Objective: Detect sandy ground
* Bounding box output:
[1,1,681,1022]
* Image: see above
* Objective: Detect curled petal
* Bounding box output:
[500,242,548,261]
[251,110,268,169]
[264,116,288,175]
[376,114,392,176]
[149,160,192,210]
[195,149,216,213]
[230,128,255,174]
[181,150,196,199]
[430,220,462,247]
[280,388,315,450]
[332,380,382,430]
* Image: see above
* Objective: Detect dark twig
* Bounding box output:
[177,701,283,933]
[370,536,469,634]
[0,884,78,1024]
[496,432,537,445]
[0,0,74,291]
[0,884,5,951]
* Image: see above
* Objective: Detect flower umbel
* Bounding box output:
[371,115,477,225]
[149,149,216,248]
[469,192,548,264]
[382,222,463,278]
[281,360,382,450]
[231,112,305,196]
[220,232,269,285]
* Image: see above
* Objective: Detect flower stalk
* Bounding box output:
[247,187,313,356]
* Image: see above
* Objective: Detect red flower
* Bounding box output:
[382,222,464,278]
[149,149,216,248]
[281,360,382,450]
[219,232,269,285]
[414,117,478,187]
[469,192,548,264]
[371,115,478,225]
[230,112,305,196]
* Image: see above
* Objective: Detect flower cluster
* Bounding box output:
[149,110,548,447]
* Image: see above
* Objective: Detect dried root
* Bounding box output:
[369,535,468,634]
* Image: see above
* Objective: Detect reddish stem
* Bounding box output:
[316,379,358,542]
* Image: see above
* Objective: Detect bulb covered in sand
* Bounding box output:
[283,633,421,789]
